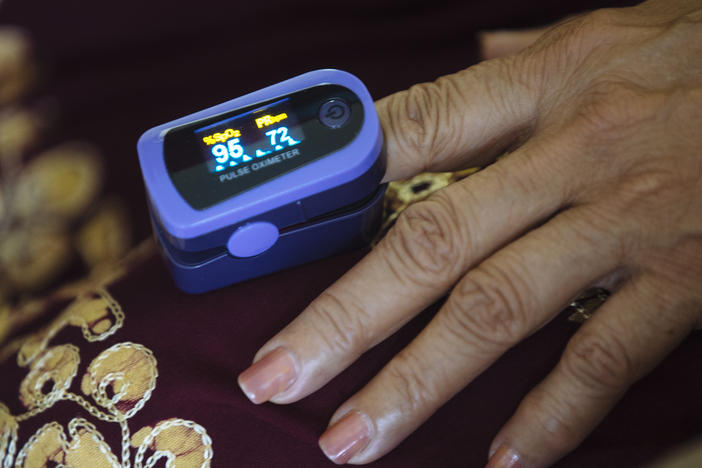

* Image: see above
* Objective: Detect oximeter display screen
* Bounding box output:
[194,99,306,173]
[164,84,364,210]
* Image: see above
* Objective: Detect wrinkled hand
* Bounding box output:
[238,1,702,466]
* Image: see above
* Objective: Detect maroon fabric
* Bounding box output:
[2,0,700,467]
[1,247,700,466]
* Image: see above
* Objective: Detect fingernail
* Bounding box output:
[237,347,296,404]
[486,445,522,468]
[319,411,372,465]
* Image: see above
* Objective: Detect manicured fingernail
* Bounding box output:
[319,411,372,465]
[486,445,522,468]
[237,347,296,404]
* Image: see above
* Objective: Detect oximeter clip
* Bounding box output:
[137,69,385,293]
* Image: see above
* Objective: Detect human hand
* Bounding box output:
[238,1,702,466]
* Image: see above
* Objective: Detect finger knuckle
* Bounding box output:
[643,245,702,308]
[618,167,683,203]
[384,350,440,415]
[606,166,694,253]
[570,8,624,47]
[555,208,628,264]
[666,11,702,40]
[440,266,531,349]
[519,387,582,453]
[537,9,621,66]
[386,196,464,284]
[307,290,371,356]
[670,88,702,141]
[562,329,634,394]
[387,75,465,169]
[574,80,662,142]
[470,58,536,120]
[578,8,620,30]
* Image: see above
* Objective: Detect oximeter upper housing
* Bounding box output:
[137,69,385,293]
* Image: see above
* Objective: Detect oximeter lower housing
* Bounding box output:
[152,183,385,293]
[137,70,385,293]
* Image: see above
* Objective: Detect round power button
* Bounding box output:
[318,99,351,128]
[227,222,279,258]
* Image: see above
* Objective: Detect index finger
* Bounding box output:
[377,59,538,182]
[237,57,551,404]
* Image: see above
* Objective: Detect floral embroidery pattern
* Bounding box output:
[131,419,213,468]
[19,344,80,413]
[17,288,124,368]
[0,29,211,467]
[14,419,121,467]
[0,140,132,299]
[0,285,213,467]
[0,31,131,310]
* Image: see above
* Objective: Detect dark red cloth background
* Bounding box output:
[1,1,700,467]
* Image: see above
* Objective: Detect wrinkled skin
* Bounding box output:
[239,1,702,466]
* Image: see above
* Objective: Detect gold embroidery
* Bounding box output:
[0,304,10,344]
[15,419,121,468]
[0,34,209,465]
[0,227,72,292]
[12,143,103,222]
[131,419,213,468]
[67,289,125,343]
[75,199,132,269]
[53,239,155,304]
[1,282,214,467]
[0,29,34,106]
[0,240,154,366]
[0,403,18,466]
[19,344,80,413]
[0,108,40,158]
[0,298,48,354]
[0,140,102,298]
[18,288,124,367]
[80,343,157,419]
[373,168,479,246]
[0,138,131,303]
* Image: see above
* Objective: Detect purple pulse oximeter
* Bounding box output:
[137,69,386,293]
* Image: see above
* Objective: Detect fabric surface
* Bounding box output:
[1,0,700,466]
[1,240,701,467]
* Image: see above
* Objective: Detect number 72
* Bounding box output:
[265,126,298,147]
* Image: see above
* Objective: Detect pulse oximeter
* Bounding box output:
[137,69,385,293]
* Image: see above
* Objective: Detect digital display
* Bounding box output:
[195,99,305,173]
[164,84,364,210]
